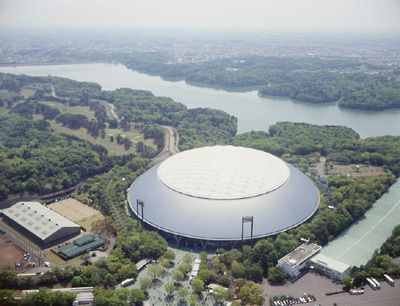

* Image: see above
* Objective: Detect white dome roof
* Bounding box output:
[157,146,290,200]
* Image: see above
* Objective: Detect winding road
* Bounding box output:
[151,125,180,164]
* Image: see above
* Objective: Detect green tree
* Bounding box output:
[197,269,216,285]
[103,273,116,288]
[267,266,286,284]
[50,291,76,306]
[239,281,264,305]
[130,289,145,305]
[147,264,164,280]
[172,270,185,282]
[178,262,190,275]
[342,275,353,289]
[188,293,199,306]
[139,277,151,291]
[213,287,228,304]
[164,249,176,261]
[165,282,176,296]
[0,289,18,306]
[81,253,91,265]
[0,271,17,289]
[71,276,84,287]
[178,287,188,302]
[191,278,204,294]
[183,253,193,264]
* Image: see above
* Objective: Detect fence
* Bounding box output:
[0,219,45,265]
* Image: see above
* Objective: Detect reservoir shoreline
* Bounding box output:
[1,62,399,138]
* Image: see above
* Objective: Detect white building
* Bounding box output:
[310,253,352,280]
[277,243,322,278]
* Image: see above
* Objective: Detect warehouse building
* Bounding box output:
[277,242,322,278]
[1,202,81,247]
[58,234,104,259]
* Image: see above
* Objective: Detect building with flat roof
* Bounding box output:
[58,235,104,259]
[128,146,320,248]
[277,243,322,278]
[1,202,80,247]
[310,253,352,280]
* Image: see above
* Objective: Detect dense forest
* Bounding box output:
[0,115,106,200]
[94,87,237,150]
[228,122,400,177]
[0,72,238,201]
[116,53,400,110]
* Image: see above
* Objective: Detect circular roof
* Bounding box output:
[157,146,290,200]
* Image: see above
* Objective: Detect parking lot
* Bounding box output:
[264,272,400,306]
[0,235,25,270]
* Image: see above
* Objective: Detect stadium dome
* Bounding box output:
[127,146,319,247]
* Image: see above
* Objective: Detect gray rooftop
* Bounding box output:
[1,202,80,241]
[278,243,322,267]
[310,253,351,274]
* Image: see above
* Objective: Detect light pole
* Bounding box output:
[136,199,144,226]
[241,216,254,245]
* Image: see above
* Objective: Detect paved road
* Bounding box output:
[51,84,57,98]
[152,125,179,164]
[99,100,120,122]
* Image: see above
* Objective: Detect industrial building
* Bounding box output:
[128,145,320,247]
[310,253,352,280]
[58,235,104,259]
[1,202,81,247]
[277,243,322,278]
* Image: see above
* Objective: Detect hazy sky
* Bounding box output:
[1,0,399,31]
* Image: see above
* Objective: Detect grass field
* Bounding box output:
[20,88,36,98]
[1,91,157,156]
[48,198,104,231]
[45,250,81,265]
[41,100,96,120]
[49,120,155,155]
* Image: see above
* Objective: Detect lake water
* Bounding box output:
[1,62,399,138]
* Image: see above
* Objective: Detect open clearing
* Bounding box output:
[48,120,154,156]
[330,164,390,178]
[0,235,25,270]
[48,198,103,231]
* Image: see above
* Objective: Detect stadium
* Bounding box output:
[127,146,320,248]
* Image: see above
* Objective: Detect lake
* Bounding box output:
[1,62,399,138]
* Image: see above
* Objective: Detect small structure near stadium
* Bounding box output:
[1,202,80,247]
[58,234,104,259]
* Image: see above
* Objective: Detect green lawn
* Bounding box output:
[20,88,36,98]
[49,121,155,156]
[1,94,156,156]
[40,100,96,120]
